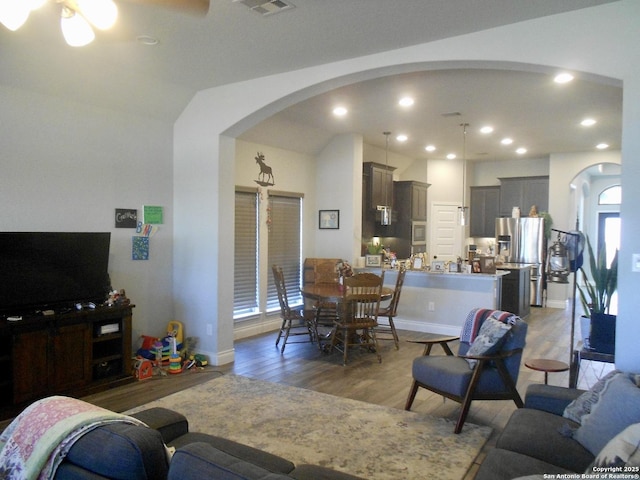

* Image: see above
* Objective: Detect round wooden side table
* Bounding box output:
[525,358,570,384]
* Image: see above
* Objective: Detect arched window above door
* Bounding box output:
[598,185,621,205]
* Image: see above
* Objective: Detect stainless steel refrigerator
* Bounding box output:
[496,217,546,306]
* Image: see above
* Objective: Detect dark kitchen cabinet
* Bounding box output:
[362,162,396,240]
[392,181,430,258]
[394,181,429,221]
[364,162,395,211]
[499,176,549,217]
[470,186,500,237]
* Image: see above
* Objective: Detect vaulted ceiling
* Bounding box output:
[0,0,621,161]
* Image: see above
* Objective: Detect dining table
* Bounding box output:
[300,282,395,354]
[300,283,394,304]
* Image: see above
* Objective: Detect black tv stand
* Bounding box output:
[0,304,134,417]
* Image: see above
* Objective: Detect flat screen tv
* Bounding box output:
[0,232,111,316]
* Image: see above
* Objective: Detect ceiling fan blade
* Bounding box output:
[124,0,210,16]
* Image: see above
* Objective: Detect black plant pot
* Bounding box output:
[589,312,616,354]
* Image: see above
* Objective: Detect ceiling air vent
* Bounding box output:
[234,0,295,16]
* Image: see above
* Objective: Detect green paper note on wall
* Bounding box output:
[143,205,163,224]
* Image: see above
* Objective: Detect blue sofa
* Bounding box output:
[475,372,640,480]
[51,406,364,480]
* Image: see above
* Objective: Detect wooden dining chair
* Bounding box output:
[272,265,316,353]
[330,271,385,365]
[376,265,406,349]
[302,258,342,351]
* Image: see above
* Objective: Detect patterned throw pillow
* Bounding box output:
[563,370,621,424]
[587,423,640,473]
[572,372,640,455]
[465,317,513,369]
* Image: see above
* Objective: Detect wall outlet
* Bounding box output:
[428,301,435,312]
[206,323,213,336]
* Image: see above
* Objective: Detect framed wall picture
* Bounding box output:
[319,210,339,229]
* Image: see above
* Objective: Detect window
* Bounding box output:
[598,185,621,205]
[234,189,258,318]
[266,192,303,312]
[597,185,621,268]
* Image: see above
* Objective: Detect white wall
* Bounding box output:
[173,1,640,370]
[315,134,362,262]
[547,150,622,308]
[0,84,175,344]
[471,157,550,186]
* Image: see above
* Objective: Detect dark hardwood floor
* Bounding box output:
[4,305,613,478]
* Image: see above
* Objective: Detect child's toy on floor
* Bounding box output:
[186,353,208,369]
[133,359,153,380]
[136,321,184,367]
[167,336,183,374]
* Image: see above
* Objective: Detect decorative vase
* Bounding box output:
[589,312,616,354]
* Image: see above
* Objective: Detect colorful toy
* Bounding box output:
[167,336,183,374]
[133,359,153,380]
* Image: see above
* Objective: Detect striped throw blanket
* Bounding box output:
[460,308,518,344]
[0,396,147,480]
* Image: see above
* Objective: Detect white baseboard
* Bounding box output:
[545,299,568,309]
[394,319,460,337]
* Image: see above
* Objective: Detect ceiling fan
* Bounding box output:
[0,0,209,47]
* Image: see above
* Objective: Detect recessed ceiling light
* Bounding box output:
[332,106,347,117]
[581,118,597,127]
[425,145,436,152]
[554,72,574,84]
[596,143,609,150]
[446,153,456,160]
[501,138,513,145]
[480,126,494,134]
[137,35,159,46]
[516,147,527,155]
[396,134,408,142]
[398,97,414,107]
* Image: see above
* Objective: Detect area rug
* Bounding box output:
[126,374,491,480]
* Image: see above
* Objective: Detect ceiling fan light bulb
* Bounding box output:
[76,0,118,30]
[61,7,95,47]
[0,1,31,31]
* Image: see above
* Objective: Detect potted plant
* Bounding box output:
[577,235,618,354]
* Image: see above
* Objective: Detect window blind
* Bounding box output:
[234,190,258,317]
[267,193,302,311]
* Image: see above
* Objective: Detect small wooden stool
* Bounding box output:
[525,358,570,384]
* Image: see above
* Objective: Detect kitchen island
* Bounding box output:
[497,263,532,318]
[366,268,509,336]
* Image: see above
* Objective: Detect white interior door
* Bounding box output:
[429,202,461,262]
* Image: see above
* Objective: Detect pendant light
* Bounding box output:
[379,131,392,226]
[458,123,469,226]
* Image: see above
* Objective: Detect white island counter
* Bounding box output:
[367,268,509,336]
